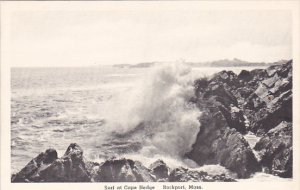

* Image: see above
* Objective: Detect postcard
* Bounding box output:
[1,1,299,190]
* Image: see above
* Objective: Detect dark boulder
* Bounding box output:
[238,70,252,82]
[12,143,91,182]
[218,105,246,134]
[252,96,292,134]
[190,74,260,178]
[277,60,292,78]
[11,148,58,182]
[244,93,267,110]
[149,160,169,181]
[194,77,209,95]
[249,69,268,82]
[95,158,155,182]
[195,78,246,133]
[203,84,238,107]
[37,143,90,182]
[210,70,238,87]
[187,111,260,178]
[169,167,205,182]
[254,121,292,178]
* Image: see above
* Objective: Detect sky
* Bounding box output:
[7,7,292,67]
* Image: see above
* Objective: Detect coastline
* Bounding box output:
[11,60,293,182]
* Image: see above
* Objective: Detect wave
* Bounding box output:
[103,62,201,159]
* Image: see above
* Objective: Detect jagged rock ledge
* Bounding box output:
[11,143,236,182]
[187,60,292,178]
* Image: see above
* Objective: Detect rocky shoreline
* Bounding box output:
[11,143,236,182]
[188,60,292,178]
[12,60,293,182]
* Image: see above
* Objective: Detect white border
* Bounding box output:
[1,1,299,190]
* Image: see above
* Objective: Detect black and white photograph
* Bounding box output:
[1,1,299,189]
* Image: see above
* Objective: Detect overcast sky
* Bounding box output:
[8,8,292,67]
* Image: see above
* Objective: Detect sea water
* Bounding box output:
[11,64,289,181]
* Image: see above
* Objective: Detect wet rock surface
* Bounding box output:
[96,158,155,182]
[12,143,90,182]
[12,144,236,182]
[189,60,293,178]
[186,110,260,178]
[149,159,169,181]
[254,121,292,178]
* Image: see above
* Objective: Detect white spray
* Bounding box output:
[104,62,201,159]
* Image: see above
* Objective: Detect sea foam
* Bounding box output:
[104,62,201,158]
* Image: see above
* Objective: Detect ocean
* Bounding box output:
[11,64,288,181]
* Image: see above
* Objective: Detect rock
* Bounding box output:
[238,70,252,82]
[244,93,267,110]
[254,121,292,178]
[203,84,238,108]
[196,78,246,134]
[253,83,270,101]
[11,148,58,182]
[190,60,293,179]
[250,69,268,82]
[218,105,246,134]
[262,73,281,88]
[210,70,238,87]
[237,87,253,99]
[241,60,292,134]
[266,65,280,77]
[169,167,204,182]
[96,158,155,182]
[12,144,237,182]
[85,161,101,182]
[12,143,91,182]
[187,110,260,178]
[38,143,91,182]
[149,160,169,181]
[277,60,292,78]
[253,96,292,134]
[169,167,236,182]
[190,73,261,178]
[194,77,209,95]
